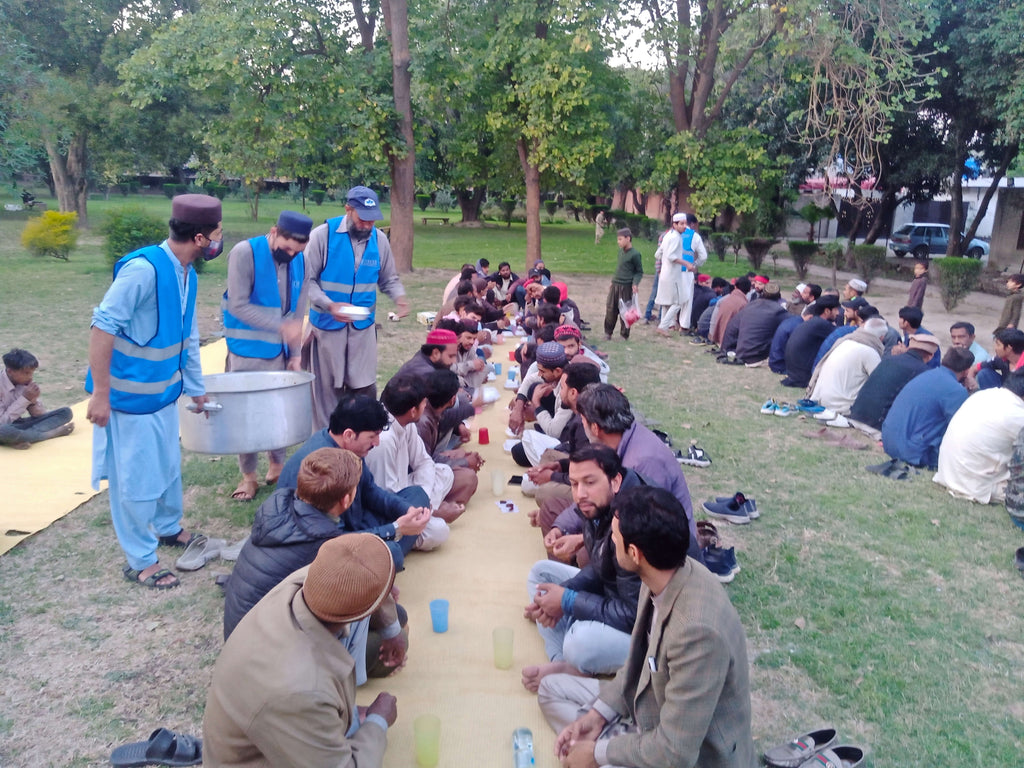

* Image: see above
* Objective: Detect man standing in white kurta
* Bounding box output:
[655,213,687,336]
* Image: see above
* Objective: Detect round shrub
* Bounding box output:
[21,210,79,260]
[935,257,983,311]
[788,240,819,281]
[99,207,167,267]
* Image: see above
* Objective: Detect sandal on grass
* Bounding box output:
[764,727,837,768]
[122,565,180,590]
[796,745,865,768]
[110,727,202,767]
[157,529,198,548]
[230,478,260,502]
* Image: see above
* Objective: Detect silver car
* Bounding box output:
[889,223,990,260]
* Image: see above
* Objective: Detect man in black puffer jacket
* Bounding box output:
[223,447,408,683]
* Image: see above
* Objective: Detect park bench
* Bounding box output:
[421,216,449,225]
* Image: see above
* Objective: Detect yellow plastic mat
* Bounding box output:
[0,340,229,556]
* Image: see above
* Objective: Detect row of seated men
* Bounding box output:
[204,306,754,766]
[680,271,1024,525]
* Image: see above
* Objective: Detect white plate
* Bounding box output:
[340,306,371,319]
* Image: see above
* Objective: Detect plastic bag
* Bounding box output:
[619,296,641,328]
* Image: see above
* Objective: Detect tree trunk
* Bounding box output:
[45,133,89,226]
[517,136,542,273]
[674,169,695,218]
[351,0,377,52]
[863,189,899,244]
[382,0,415,273]
[456,188,485,222]
[963,142,1018,247]
[947,174,965,257]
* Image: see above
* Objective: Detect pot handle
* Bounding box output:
[186,401,223,413]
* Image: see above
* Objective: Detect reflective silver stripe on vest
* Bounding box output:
[352,282,378,293]
[224,328,282,343]
[110,370,182,395]
[113,336,184,362]
[320,280,355,293]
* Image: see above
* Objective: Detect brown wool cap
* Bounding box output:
[171,194,222,227]
[763,281,782,300]
[907,334,940,356]
[302,534,396,624]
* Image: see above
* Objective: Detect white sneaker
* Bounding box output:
[520,475,539,497]
[826,414,851,428]
[813,408,837,421]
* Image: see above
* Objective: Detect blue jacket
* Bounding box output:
[308,217,380,330]
[223,236,304,358]
[278,428,423,544]
[85,246,196,414]
[881,366,968,468]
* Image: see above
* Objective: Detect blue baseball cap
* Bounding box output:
[276,210,313,239]
[346,185,383,221]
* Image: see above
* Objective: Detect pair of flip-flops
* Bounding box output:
[763,727,865,768]
[110,728,201,766]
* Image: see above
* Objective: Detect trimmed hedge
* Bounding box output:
[935,257,983,311]
[851,244,887,286]
[743,237,775,271]
[788,240,819,281]
[99,207,167,267]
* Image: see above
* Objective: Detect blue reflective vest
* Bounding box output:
[85,246,196,414]
[222,236,305,359]
[308,217,380,331]
[681,228,696,265]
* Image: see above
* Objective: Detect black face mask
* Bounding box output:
[272,248,296,263]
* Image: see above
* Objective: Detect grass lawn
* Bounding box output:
[0,195,1021,767]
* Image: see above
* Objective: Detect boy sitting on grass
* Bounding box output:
[223,447,408,682]
[0,348,74,449]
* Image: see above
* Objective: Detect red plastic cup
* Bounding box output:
[508,350,516,361]
[479,427,490,445]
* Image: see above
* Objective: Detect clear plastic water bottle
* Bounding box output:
[512,727,534,768]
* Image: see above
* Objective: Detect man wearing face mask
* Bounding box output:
[304,186,410,429]
[223,210,313,501]
[86,194,221,590]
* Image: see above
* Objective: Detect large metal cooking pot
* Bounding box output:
[178,371,315,454]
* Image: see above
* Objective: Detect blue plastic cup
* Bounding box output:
[494,363,502,376]
[429,599,449,633]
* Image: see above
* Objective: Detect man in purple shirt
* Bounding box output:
[575,384,702,564]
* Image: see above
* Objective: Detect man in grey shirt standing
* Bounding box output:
[303,186,410,429]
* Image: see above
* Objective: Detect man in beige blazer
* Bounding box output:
[543,486,755,768]
[203,534,399,768]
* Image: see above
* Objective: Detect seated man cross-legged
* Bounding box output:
[542,486,754,768]
[223,447,408,684]
[522,445,644,695]
[366,372,478,525]
[277,395,437,569]
[204,534,400,768]
[1,348,74,448]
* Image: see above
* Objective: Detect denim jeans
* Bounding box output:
[526,560,632,675]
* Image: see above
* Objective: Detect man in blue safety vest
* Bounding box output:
[86,194,221,590]
[223,210,313,501]
[303,186,410,430]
